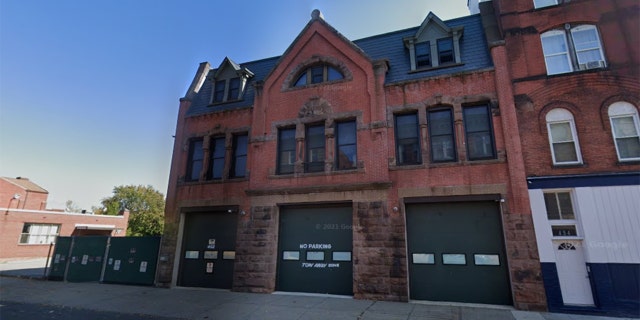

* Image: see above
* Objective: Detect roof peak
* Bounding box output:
[311,9,324,21]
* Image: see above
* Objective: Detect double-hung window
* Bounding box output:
[543,192,578,237]
[546,109,582,165]
[415,42,431,68]
[336,121,357,170]
[395,114,421,165]
[187,138,204,181]
[427,109,455,162]
[208,137,225,180]
[227,78,240,101]
[437,38,454,65]
[278,128,296,174]
[608,102,640,161]
[230,134,248,178]
[541,25,605,75]
[463,105,496,160]
[306,124,325,172]
[213,80,226,103]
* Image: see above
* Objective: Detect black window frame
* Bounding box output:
[437,37,454,65]
[227,77,240,101]
[186,138,204,182]
[427,108,456,163]
[463,104,497,161]
[213,80,226,103]
[336,120,357,170]
[305,124,325,173]
[208,136,226,180]
[415,41,431,68]
[395,113,422,165]
[277,127,296,175]
[230,134,248,178]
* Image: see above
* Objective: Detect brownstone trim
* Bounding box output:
[403,194,502,204]
[246,181,392,196]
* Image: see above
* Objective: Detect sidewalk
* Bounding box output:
[0,258,49,279]
[1,276,636,320]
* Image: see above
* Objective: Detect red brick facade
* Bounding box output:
[0,177,129,260]
[158,9,549,310]
[494,0,640,176]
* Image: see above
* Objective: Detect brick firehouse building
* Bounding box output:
[157,0,639,314]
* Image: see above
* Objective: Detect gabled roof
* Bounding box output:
[213,57,254,79]
[1,177,48,193]
[185,13,491,117]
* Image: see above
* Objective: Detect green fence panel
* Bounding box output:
[66,236,109,282]
[102,236,160,286]
[48,236,72,281]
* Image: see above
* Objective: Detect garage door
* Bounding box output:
[277,205,353,295]
[406,201,511,305]
[179,211,237,289]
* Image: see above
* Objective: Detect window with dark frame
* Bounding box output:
[395,113,421,165]
[227,77,240,101]
[208,137,225,180]
[278,128,296,174]
[231,134,248,178]
[306,124,325,172]
[187,138,204,181]
[213,80,226,103]
[415,42,431,68]
[428,109,456,162]
[463,105,496,160]
[294,65,344,87]
[336,120,357,170]
[20,223,60,244]
[437,37,454,64]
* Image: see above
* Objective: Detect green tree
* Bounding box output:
[98,185,165,236]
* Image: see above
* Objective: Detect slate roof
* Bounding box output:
[1,177,48,193]
[186,14,492,117]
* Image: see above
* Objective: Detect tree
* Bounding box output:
[98,185,165,236]
[65,200,82,213]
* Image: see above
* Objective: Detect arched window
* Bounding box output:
[608,102,640,161]
[546,108,582,165]
[293,65,343,87]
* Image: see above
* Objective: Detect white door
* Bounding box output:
[554,240,594,306]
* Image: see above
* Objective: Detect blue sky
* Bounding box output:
[0,1,471,210]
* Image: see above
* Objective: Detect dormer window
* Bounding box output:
[210,57,253,105]
[294,64,343,87]
[404,12,463,71]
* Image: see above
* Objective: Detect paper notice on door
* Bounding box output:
[206,262,214,273]
[114,260,121,271]
[139,261,147,273]
[81,255,89,265]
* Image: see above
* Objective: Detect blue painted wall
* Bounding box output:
[540,262,640,317]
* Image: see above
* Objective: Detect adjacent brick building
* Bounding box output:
[491,0,639,316]
[0,177,129,260]
[158,8,548,310]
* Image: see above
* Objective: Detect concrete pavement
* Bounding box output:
[0,261,636,320]
[0,276,636,320]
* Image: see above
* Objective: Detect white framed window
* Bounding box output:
[534,0,558,9]
[20,223,60,244]
[608,102,640,161]
[541,25,605,75]
[546,108,582,165]
[543,191,580,238]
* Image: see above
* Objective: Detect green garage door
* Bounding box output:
[179,212,237,289]
[277,206,353,295]
[406,201,512,305]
